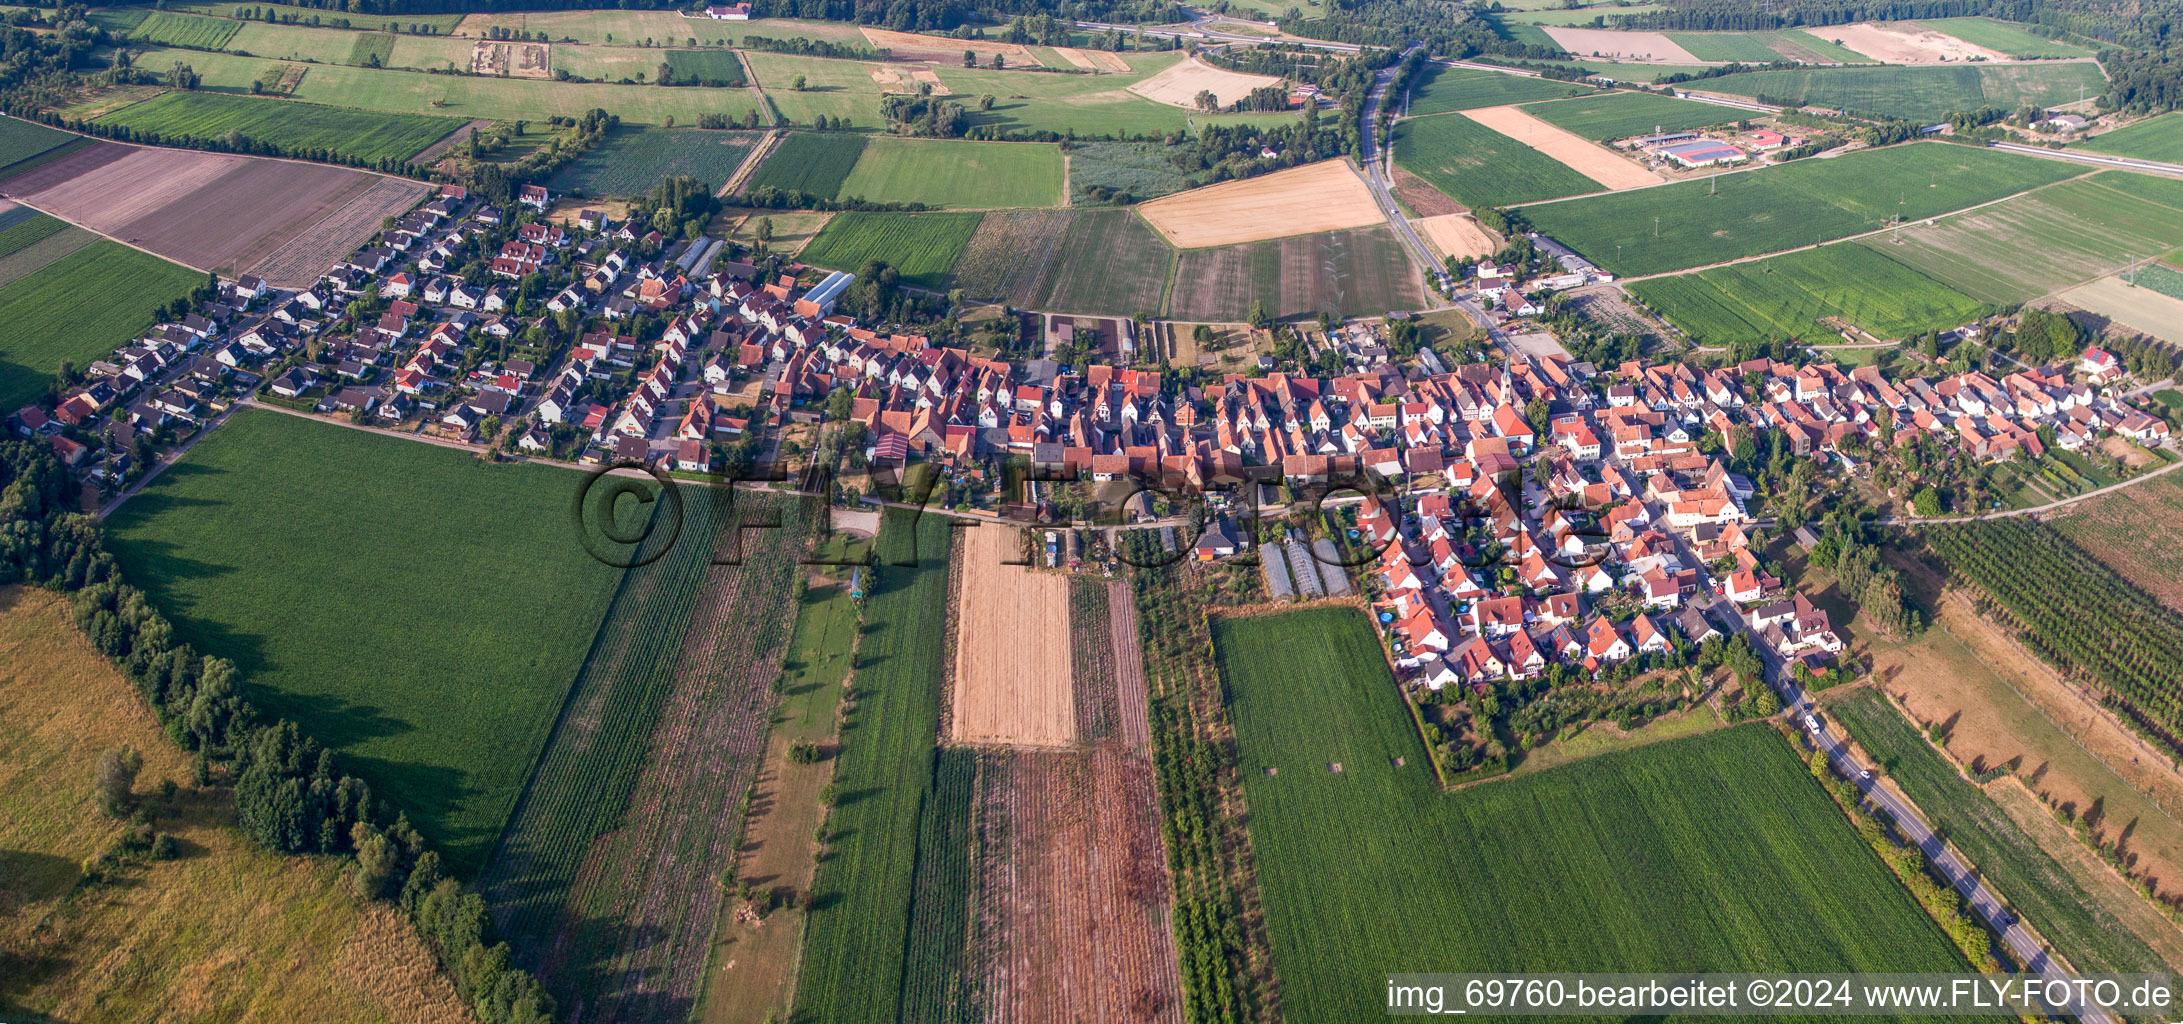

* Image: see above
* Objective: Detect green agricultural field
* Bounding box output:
[796,511,952,1024]
[1782,29,1878,62]
[1522,141,2081,277]
[1474,56,1716,82]
[1867,171,2183,304]
[1485,16,1563,50]
[129,45,762,124]
[1166,225,1423,321]
[127,10,242,48]
[1695,62,2105,121]
[2080,112,2183,162]
[745,131,867,198]
[1403,65,1595,116]
[661,47,746,86]
[1631,242,1987,344]
[0,242,201,412]
[1830,690,2168,977]
[0,208,62,260]
[1392,112,1603,210]
[1213,608,1983,1024]
[104,411,628,873]
[97,90,461,164]
[0,115,77,167]
[548,126,762,196]
[838,137,1063,208]
[1917,17,2094,58]
[1063,139,1195,204]
[347,32,395,67]
[222,21,366,64]
[1519,88,1735,140]
[954,208,1175,314]
[169,1,466,31]
[1667,31,1791,63]
[798,211,981,289]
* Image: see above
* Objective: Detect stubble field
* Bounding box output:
[950,526,1076,748]
[1135,159,1384,248]
[1391,112,1605,211]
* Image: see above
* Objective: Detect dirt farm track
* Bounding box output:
[0,137,430,287]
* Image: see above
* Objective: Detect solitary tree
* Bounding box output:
[94,744,144,818]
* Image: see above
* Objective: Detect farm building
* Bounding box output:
[1749,129,1801,150]
[704,2,752,17]
[1656,140,1748,168]
[795,271,854,319]
[1631,131,1700,148]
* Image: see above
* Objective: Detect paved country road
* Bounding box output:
[1357,42,1454,297]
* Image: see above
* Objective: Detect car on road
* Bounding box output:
[1860,769,1873,781]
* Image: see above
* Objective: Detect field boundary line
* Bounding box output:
[722,127,782,198]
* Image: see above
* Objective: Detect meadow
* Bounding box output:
[1830,689,2170,977]
[96,90,461,164]
[1694,62,2105,121]
[662,47,747,86]
[1519,88,1736,140]
[1167,225,1425,321]
[1867,171,2183,303]
[2080,112,2183,163]
[168,1,467,31]
[1213,607,1980,1024]
[547,125,761,196]
[131,45,763,124]
[1392,112,1603,210]
[104,410,628,873]
[127,10,243,49]
[744,130,867,197]
[798,210,982,289]
[1631,242,1986,343]
[1521,141,2081,277]
[0,241,201,412]
[0,587,473,1024]
[796,511,954,1024]
[1061,139,1196,204]
[1403,64,1594,116]
[1916,17,2094,58]
[837,137,1064,208]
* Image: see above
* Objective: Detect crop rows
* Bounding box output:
[799,211,982,290]
[899,747,981,1024]
[1830,689,2169,978]
[1523,142,2081,277]
[548,125,761,197]
[1630,242,1987,344]
[0,241,201,412]
[662,48,746,86]
[1518,90,1733,141]
[1070,577,1119,742]
[745,130,867,199]
[1404,65,1591,116]
[129,11,243,49]
[1392,112,1601,210]
[481,490,808,1021]
[96,90,460,164]
[0,115,78,167]
[1698,62,2103,122]
[1927,519,2183,758]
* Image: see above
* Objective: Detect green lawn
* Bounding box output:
[1694,62,2106,121]
[1404,65,1595,116]
[1392,111,1603,210]
[103,411,629,873]
[798,211,982,289]
[1830,689,2168,977]
[2080,112,2183,163]
[838,137,1063,208]
[1519,88,1738,140]
[0,242,201,412]
[1522,141,2083,277]
[131,44,764,124]
[1631,242,1987,344]
[96,90,461,164]
[1214,607,1982,1024]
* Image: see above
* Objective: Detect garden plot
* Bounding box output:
[950,526,1075,748]
[1136,159,1383,247]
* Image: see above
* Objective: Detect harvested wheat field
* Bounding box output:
[0,139,427,284]
[1828,22,2008,62]
[2054,276,2183,346]
[1051,46,1130,72]
[1541,27,1699,62]
[1126,55,1284,108]
[1462,105,1667,189]
[1414,212,1500,261]
[1136,159,1384,248]
[864,26,1041,66]
[0,586,473,1024]
[951,526,1075,748]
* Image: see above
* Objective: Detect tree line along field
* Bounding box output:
[482,493,810,1022]
[950,208,1174,316]
[795,511,954,1024]
[1828,689,2173,978]
[1865,171,2183,304]
[1522,142,2083,277]
[0,240,202,412]
[1694,62,2106,121]
[0,587,476,1023]
[95,90,463,165]
[547,125,762,197]
[2080,112,2183,163]
[1518,89,1736,140]
[103,410,633,873]
[1630,242,1987,344]
[1392,112,1603,211]
[799,211,983,290]
[1212,607,1984,1024]
[1403,65,1595,116]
